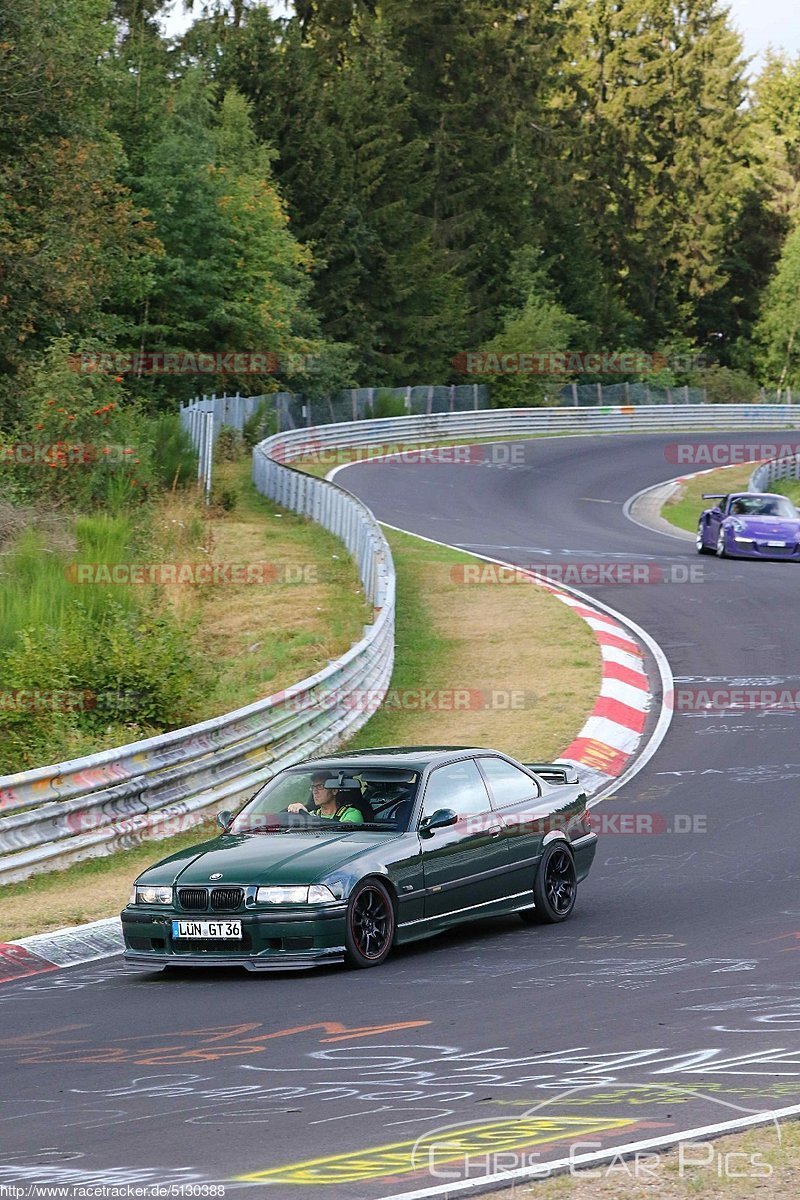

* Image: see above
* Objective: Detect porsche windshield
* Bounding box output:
[729,496,797,519]
[230,765,421,833]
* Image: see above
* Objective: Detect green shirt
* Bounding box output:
[316,805,363,824]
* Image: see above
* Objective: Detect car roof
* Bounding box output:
[298,746,498,771]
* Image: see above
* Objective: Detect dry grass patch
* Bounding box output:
[148,462,371,715]
[476,1118,800,1200]
[348,529,600,762]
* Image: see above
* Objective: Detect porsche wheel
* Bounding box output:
[345,880,395,968]
[521,842,577,924]
[716,528,728,558]
[696,525,713,555]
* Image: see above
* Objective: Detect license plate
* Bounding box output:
[172,920,242,939]
[766,541,787,548]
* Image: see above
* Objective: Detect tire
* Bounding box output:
[520,841,577,925]
[696,525,713,555]
[345,879,395,968]
[716,528,728,558]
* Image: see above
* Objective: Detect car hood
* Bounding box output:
[726,516,800,538]
[137,830,403,887]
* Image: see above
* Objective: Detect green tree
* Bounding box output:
[749,53,800,220]
[754,224,800,389]
[380,0,574,346]
[567,0,749,347]
[0,0,151,425]
[472,280,585,407]
[224,8,465,382]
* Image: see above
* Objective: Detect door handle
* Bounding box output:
[489,826,503,839]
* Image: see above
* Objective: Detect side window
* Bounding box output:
[478,757,539,806]
[422,760,492,819]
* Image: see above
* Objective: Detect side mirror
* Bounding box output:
[419,808,458,836]
[217,810,233,831]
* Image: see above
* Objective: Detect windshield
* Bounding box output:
[229,765,420,834]
[729,495,797,519]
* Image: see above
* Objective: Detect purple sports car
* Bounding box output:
[696,492,800,560]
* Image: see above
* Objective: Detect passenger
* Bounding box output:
[288,773,364,823]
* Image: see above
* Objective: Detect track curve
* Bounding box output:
[2,431,800,1198]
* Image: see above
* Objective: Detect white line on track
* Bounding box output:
[382,1102,800,1200]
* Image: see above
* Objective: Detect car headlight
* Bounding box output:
[133,885,173,905]
[256,885,337,904]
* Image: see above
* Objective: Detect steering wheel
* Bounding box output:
[281,807,315,824]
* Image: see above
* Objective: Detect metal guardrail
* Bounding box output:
[3,402,800,884]
[256,404,800,464]
[750,452,800,492]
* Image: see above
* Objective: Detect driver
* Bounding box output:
[287,772,364,823]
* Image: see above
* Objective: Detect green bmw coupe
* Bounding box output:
[122,746,597,972]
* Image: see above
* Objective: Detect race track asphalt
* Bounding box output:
[2,430,799,1199]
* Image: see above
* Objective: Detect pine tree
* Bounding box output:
[754,225,800,389]
[749,53,800,219]
[224,7,466,382]
[568,0,749,347]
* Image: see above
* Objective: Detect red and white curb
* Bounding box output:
[543,587,652,795]
[0,917,123,986]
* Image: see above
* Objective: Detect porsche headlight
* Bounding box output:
[256,885,337,904]
[134,885,173,905]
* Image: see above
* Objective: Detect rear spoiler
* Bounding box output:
[702,494,726,500]
[524,762,580,786]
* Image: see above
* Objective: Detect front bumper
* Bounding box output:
[121,903,348,972]
[727,538,800,560]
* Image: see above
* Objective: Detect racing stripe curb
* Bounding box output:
[0,917,123,985]
[511,572,654,797]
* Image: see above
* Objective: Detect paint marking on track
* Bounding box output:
[236,1116,638,1186]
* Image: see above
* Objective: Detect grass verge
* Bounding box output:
[661,465,757,532]
[348,527,600,759]
[770,478,800,505]
[476,1117,800,1200]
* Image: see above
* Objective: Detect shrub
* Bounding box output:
[10,337,146,508]
[148,413,198,489]
[370,389,407,419]
[242,401,278,448]
[690,365,759,404]
[215,424,244,462]
[0,512,208,771]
